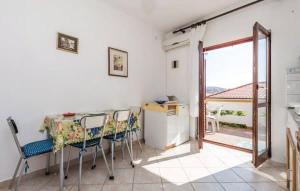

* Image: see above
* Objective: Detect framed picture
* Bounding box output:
[108,47,128,77]
[57,32,78,54]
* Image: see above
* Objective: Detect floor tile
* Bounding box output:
[20,174,51,189]
[102,184,132,191]
[234,161,254,168]
[133,154,160,168]
[110,156,133,169]
[221,183,254,191]
[69,184,102,191]
[104,168,134,184]
[3,141,288,191]
[39,185,72,191]
[81,168,108,185]
[260,160,285,168]
[276,181,288,190]
[192,183,225,191]
[134,167,161,183]
[160,168,189,183]
[163,182,194,191]
[46,168,78,186]
[198,156,227,168]
[257,167,287,181]
[218,156,244,167]
[13,185,40,191]
[133,183,163,191]
[178,154,204,168]
[232,167,271,182]
[209,169,244,183]
[158,158,182,168]
[249,182,287,191]
[183,168,217,182]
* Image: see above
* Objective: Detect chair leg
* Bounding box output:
[9,157,22,189]
[78,150,84,191]
[64,146,71,179]
[15,160,26,191]
[130,132,133,158]
[125,138,134,168]
[135,131,143,153]
[54,152,57,173]
[45,152,51,175]
[121,140,125,160]
[101,147,112,179]
[212,120,217,133]
[110,141,115,180]
[91,146,97,169]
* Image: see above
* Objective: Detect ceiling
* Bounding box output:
[100,0,254,33]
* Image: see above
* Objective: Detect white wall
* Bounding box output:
[207,101,253,127]
[166,46,189,104]
[203,0,300,163]
[0,0,165,182]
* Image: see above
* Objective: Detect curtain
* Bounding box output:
[189,24,206,117]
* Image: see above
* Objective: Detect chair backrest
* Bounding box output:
[7,117,24,157]
[113,110,130,122]
[130,106,142,116]
[112,110,130,138]
[129,106,142,129]
[80,113,108,148]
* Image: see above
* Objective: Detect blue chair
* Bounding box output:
[7,117,53,191]
[103,110,134,180]
[64,113,112,191]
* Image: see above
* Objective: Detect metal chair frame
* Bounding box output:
[6,117,53,191]
[105,110,134,180]
[64,113,112,191]
[128,107,143,158]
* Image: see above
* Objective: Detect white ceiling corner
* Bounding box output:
[100,0,256,33]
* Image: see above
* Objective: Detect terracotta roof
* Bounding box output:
[207,83,253,99]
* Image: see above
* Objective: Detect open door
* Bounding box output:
[252,22,271,167]
[198,41,205,149]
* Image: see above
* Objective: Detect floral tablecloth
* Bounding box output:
[40,112,139,152]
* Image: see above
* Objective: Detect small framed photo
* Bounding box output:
[57,33,78,54]
[108,47,128,77]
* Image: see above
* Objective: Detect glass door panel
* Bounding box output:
[253,22,271,167]
[257,106,267,155]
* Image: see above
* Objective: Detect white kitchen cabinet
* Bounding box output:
[144,103,189,150]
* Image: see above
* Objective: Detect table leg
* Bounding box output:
[130,132,133,158]
[59,147,64,191]
[45,152,50,175]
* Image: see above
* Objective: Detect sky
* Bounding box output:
[205,42,253,89]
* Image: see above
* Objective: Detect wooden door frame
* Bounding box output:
[198,37,254,151]
[252,22,272,167]
[198,41,205,149]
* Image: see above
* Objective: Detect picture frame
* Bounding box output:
[108,47,128,77]
[57,32,78,54]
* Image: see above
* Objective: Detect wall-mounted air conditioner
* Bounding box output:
[162,33,190,51]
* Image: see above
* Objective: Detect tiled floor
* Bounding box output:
[1,141,287,191]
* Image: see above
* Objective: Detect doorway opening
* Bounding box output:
[203,37,254,152]
[198,22,271,167]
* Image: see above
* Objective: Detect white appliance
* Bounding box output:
[162,32,190,51]
[144,103,189,150]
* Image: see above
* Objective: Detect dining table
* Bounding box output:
[40,110,139,191]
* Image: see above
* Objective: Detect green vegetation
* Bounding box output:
[211,110,246,116]
[220,122,249,129]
